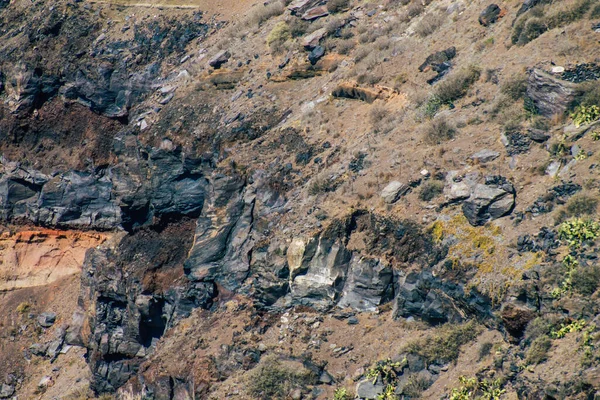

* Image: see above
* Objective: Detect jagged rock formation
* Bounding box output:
[1,0,600,398]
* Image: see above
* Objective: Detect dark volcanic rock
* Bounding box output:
[516,0,551,17]
[393,270,492,324]
[184,174,254,291]
[479,4,502,26]
[209,50,231,69]
[560,63,600,83]
[517,227,559,252]
[462,176,516,226]
[308,46,325,65]
[418,47,456,72]
[502,131,531,156]
[526,182,581,216]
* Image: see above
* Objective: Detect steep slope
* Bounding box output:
[0,0,599,399]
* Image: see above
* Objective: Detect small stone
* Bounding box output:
[37,312,56,328]
[208,50,230,69]
[319,370,334,384]
[38,376,52,388]
[302,5,329,20]
[0,384,14,399]
[479,4,502,26]
[302,28,327,49]
[420,169,430,177]
[470,149,500,163]
[546,160,561,177]
[551,66,565,74]
[381,181,409,204]
[347,316,359,325]
[290,388,302,400]
[308,46,325,65]
[258,343,267,352]
[528,128,550,143]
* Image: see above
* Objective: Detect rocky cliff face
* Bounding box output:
[1,0,600,399]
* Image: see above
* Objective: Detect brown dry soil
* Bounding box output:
[1,0,600,398]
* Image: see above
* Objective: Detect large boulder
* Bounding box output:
[527,68,578,118]
[356,379,385,399]
[337,255,394,312]
[462,176,516,226]
[393,270,492,324]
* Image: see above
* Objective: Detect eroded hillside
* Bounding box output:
[0,0,599,399]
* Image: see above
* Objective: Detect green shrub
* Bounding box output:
[16,302,31,314]
[571,105,600,127]
[424,116,456,144]
[449,376,505,400]
[333,387,352,400]
[327,0,351,13]
[267,22,291,52]
[592,3,600,17]
[404,321,481,365]
[526,335,552,365]
[558,218,600,249]
[419,180,444,201]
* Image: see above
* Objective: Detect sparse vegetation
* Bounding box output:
[267,21,291,52]
[247,357,315,399]
[249,1,285,27]
[419,180,444,201]
[525,335,552,365]
[571,265,600,295]
[424,66,481,117]
[424,116,456,144]
[501,75,528,101]
[566,195,598,218]
[16,302,31,314]
[449,376,505,400]
[333,387,352,400]
[404,321,481,365]
[327,0,351,14]
[571,105,600,127]
[512,0,594,45]
[414,12,445,37]
[402,373,432,397]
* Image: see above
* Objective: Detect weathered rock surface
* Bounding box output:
[393,270,492,324]
[462,176,516,226]
[479,4,502,26]
[527,68,578,118]
[208,50,231,69]
[37,312,57,328]
[470,149,500,163]
[380,181,409,204]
